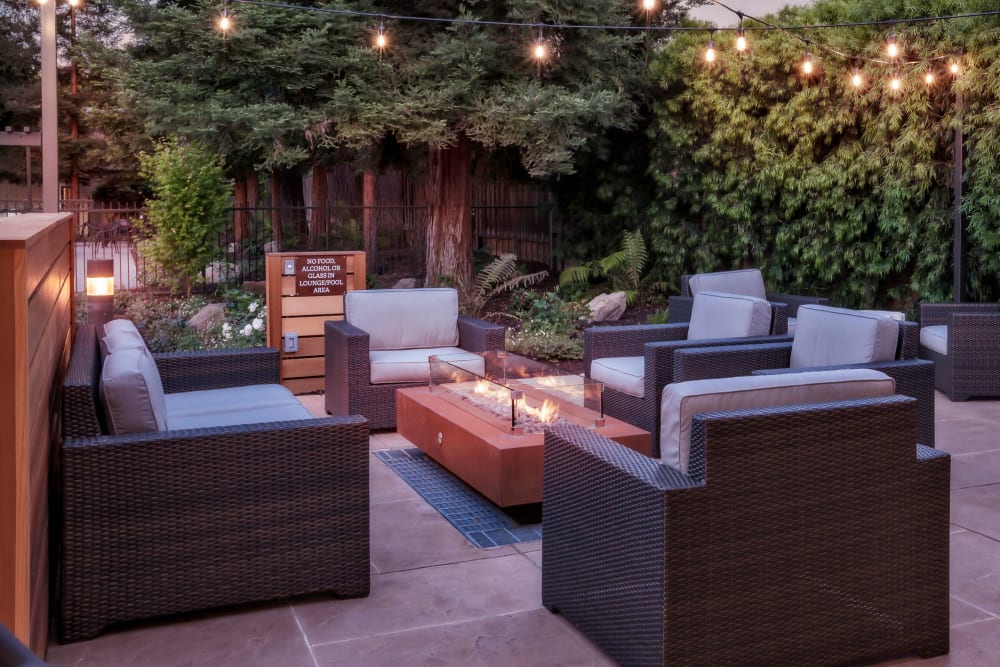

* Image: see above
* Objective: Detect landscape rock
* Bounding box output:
[187,303,226,330]
[263,241,280,253]
[392,277,421,289]
[204,260,237,284]
[587,291,627,322]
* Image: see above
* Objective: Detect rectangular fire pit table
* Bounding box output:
[396,352,651,507]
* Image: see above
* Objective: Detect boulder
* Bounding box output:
[587,291,627,323]
[392,277,421,289]
[263,241,281,253]
[187,303,226,330]
[204,260,237,284]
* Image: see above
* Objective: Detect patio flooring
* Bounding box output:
[46,392,1000,666]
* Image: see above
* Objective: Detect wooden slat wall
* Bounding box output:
[265,252,366,395]
[0,213,74,656]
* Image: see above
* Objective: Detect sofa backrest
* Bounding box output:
[346,288,460,351]
[791,305,899,368]
[101,346,168,434]
[660,368,896,475]
[687,290,772,340]
[687,269,767,300]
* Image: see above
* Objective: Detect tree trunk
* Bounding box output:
[233,177,248,244]
[425,134,473,290]
[309,162,327,250]
[363,170,376,262]
[247,172,260,207]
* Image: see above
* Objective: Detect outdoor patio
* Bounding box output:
[44,391,1000,667]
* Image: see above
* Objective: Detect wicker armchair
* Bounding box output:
[918,302,1000,400]
[542,395,950,667]
[59,325,371,642]
[667,268,828,333]
[669,305,934,446]
[585,291,792,455]
[325,288,505,429]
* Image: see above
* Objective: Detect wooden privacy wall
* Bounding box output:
[0,213,74,655]
[265,251,366,395]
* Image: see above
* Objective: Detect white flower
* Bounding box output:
[222,322,232,340]
[248,301,259,313]
[251,317,263,331]
[241,324,252,337]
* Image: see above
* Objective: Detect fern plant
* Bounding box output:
[462,253,548,317]
[560,230,649,306]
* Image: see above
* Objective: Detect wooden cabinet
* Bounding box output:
[0,213,74,655]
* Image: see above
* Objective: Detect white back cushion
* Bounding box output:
[920,325,948,356]
[791,305,899,368]
[660,369,896,474]
[346,288,460,351]
[101,347,168,433]
[688,269,767,299]
[687,291,772,341]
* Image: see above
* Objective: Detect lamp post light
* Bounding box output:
[86,259,115,328]
[38,0,59,213]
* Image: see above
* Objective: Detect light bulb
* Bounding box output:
[736,28,747,53]
[924,71,935,85]
[534,39,546,60]
[68,0,80,7]
[890,76,901,91]
[801,52,813,75]
[950,61,960,75]
[642,0,655,10]
[851,70,862,88]
[705,40,715,63]
[219,13,231,32]
[375,23,387,51]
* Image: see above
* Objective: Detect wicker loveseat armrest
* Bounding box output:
[584,323,688,376]
[155,346,280,394]
[60,414,370,643]
[672,341,793,382]
[457,315,505,352]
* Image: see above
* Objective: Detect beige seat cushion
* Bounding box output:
[920,325,948,356]
[687,291,772,340]
[369,347,485,384]
[688,269,767,300]
[660,369,896,474]
[791,305,899,368]
[101,346,168,434]
[590,356,645,398]
[346,288,459,351]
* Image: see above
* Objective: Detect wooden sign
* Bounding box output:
[295,255,347,296]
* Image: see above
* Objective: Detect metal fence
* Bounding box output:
[5,199,558,291]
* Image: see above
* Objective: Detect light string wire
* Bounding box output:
[228,0,1000,37]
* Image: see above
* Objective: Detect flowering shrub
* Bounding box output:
[108,289,267,352]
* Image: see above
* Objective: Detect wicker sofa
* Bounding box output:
[918,302,1000,400]
[324,288,505,429]
[58,324,370,642]
[542,372,950,666]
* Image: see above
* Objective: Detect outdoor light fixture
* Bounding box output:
[890,74,902,92]
[801,51,813,75]
[925,70,935,85]
[735,15,747,53]
[86,259,115,328]
[375,22,387,50]
[642,0,655,11]
[851,65,863,88]
[950,60,961,76]
[704,32,716,63]
[886,33,899,59]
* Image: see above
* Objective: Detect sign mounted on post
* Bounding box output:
[295,255,346,296]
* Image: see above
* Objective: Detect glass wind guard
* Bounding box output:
[428,352,605,432]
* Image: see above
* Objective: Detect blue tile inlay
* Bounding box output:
[374,448,542,548]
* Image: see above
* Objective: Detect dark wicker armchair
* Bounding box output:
[325,288,505,429]
[585,291,792,456]
[59,325,371,643]
[669,306,934,446]
[918,302,1000,401]
[542,396,950,667]
[667,268,828,331]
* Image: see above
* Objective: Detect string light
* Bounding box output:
[890,72,901,91]
[704,31,716,63]
[533,28,546,61]
[950,60,961,76]
[219,0,232,33]
[641,0,655,12]
[886,32,899,59]
[924,69,935,85]
[801,51,813,75]
[851,66,863,89]
[374,21,387,51]
[735,16,747,53]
